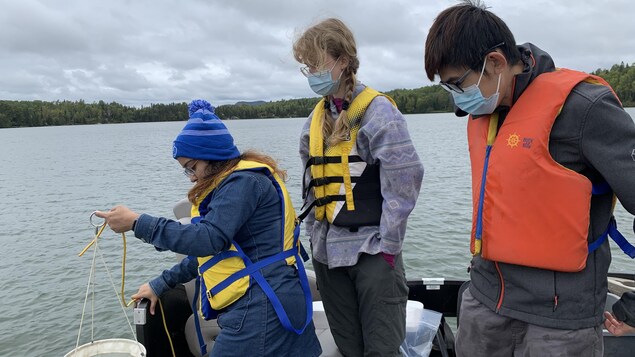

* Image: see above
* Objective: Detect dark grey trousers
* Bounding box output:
[456,288,604,357]
[313,253,408,357]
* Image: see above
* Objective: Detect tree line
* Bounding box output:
[592,62,635,105]
[1,62,634,129]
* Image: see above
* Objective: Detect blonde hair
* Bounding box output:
[188,150,287,204]
[293,18,360,147]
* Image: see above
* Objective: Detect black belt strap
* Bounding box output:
[302,155,364,198]
[297,195,346,223]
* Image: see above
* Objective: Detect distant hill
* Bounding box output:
[234,100,267,106]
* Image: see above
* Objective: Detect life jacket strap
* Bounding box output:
[208,247,296,297]
[250,251,314,334]
[302,155,364,198]
[305,176,362,194]
[206,243,313,334]
[192,275,209,357]
[592,181,612,195]
[293,224,310,262]
[198,250,242,275]
[297,195,347,223]
[587,181,635,257]
[259,222,313,334]
[588,217,635,258]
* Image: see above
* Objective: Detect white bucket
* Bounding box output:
[64,338,146,357]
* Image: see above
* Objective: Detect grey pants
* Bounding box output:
[456,288,603,357]
[313,253,408,357]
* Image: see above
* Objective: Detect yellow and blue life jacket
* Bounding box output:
[299,87,396,228]
[188,160,312,355]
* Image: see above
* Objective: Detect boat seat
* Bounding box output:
[608,276,635,297]
[173,197,191,221]
[312,300,343,357]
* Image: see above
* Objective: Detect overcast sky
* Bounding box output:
[1,0,634,107]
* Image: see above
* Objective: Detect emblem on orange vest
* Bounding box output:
[523,137,533,149]
[507,133,520,148]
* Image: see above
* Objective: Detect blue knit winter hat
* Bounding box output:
[172,99,240,161]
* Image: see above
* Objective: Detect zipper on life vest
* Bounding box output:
[495,261,505,312]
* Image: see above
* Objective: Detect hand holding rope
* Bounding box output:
[79,210,176,356]
[79,211,135,307]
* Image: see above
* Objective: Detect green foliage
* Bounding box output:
[215,97,321,119]
[0,87,454,128]
[384,86,453,114]
[592,62,635,107]
[0,100,188,128]
[216,85,453,120]
[0,62,633,128]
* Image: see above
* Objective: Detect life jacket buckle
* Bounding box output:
[311,156,325,165]
[206,290,213,299]
[315,196,333,207]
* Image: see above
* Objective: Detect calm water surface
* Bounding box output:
[0,111,633,356]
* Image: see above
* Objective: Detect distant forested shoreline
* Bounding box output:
[1,62,633,128]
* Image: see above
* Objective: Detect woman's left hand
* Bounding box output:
[132,283,159,315]
[94,205,140,233]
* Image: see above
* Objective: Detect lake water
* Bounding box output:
[1,110,634,356]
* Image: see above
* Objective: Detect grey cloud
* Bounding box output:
[94,65,152,92]
[0,0,633,107]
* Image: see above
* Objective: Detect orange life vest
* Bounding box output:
[467,68,615,272]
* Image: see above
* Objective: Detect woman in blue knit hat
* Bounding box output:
[95,99,321,357]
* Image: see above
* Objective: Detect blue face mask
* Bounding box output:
[451,57,501,116]
[307,58,342,96]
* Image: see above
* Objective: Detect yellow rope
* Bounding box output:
[78,224,107,257]
[79,223,176,356]
[159,299,177,357]
[79,227,134,307]
[120,232,135,307]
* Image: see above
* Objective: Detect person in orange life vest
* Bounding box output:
[95,99,321,357]
[424,1,635,356]
[293,18,424,357]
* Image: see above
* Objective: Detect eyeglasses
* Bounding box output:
[438,42,506,94]
[300,57,340,78]
[439,68,473,93]
[183,160,198,178]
